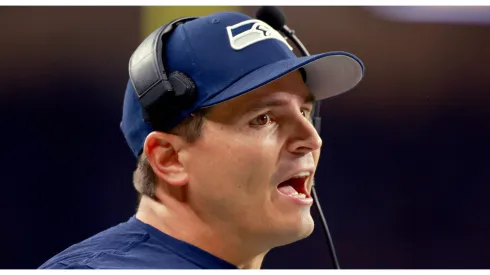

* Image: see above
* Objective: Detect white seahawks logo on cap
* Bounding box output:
[226,19,293,51]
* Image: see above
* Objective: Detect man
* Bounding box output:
[40,11,364,269]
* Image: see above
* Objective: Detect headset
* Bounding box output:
[128,16,198,131]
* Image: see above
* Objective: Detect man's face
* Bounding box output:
[180,71,322,249]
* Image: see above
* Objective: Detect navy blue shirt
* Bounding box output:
[39,216,237,269]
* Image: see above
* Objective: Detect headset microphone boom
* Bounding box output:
[256,6,341,270]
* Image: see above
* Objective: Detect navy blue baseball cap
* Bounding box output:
[121,11,365,157]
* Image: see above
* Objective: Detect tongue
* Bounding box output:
[278,185,298,195]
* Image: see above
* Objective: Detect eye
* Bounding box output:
[250,113,272,126]
[301,108,312,118]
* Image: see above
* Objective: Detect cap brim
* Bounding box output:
[200,51,364,107]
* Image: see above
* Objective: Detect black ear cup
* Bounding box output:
[168,71,197,108]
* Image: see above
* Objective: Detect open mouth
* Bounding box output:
[277,173,310,199]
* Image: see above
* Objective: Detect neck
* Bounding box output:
[136,195,268,269]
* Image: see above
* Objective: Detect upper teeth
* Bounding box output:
[289,192,306,198]
[292,171,310,178]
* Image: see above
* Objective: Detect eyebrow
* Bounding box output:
[245,93,316,114]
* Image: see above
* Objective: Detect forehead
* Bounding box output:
[212,70,312,115]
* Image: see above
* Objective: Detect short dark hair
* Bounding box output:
[133,108,209,199]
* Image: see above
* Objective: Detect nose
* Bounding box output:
[287,114,323,155]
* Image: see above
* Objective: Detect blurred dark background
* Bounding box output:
[1,6,489,269]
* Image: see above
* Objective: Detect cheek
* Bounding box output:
[313,148,321,165]
[186,132,277,198]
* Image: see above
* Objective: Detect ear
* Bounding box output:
[143,131,189,187]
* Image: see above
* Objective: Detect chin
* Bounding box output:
[294,214,315,240]
[274,213,315,247]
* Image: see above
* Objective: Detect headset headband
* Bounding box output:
[128,16,199,130]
